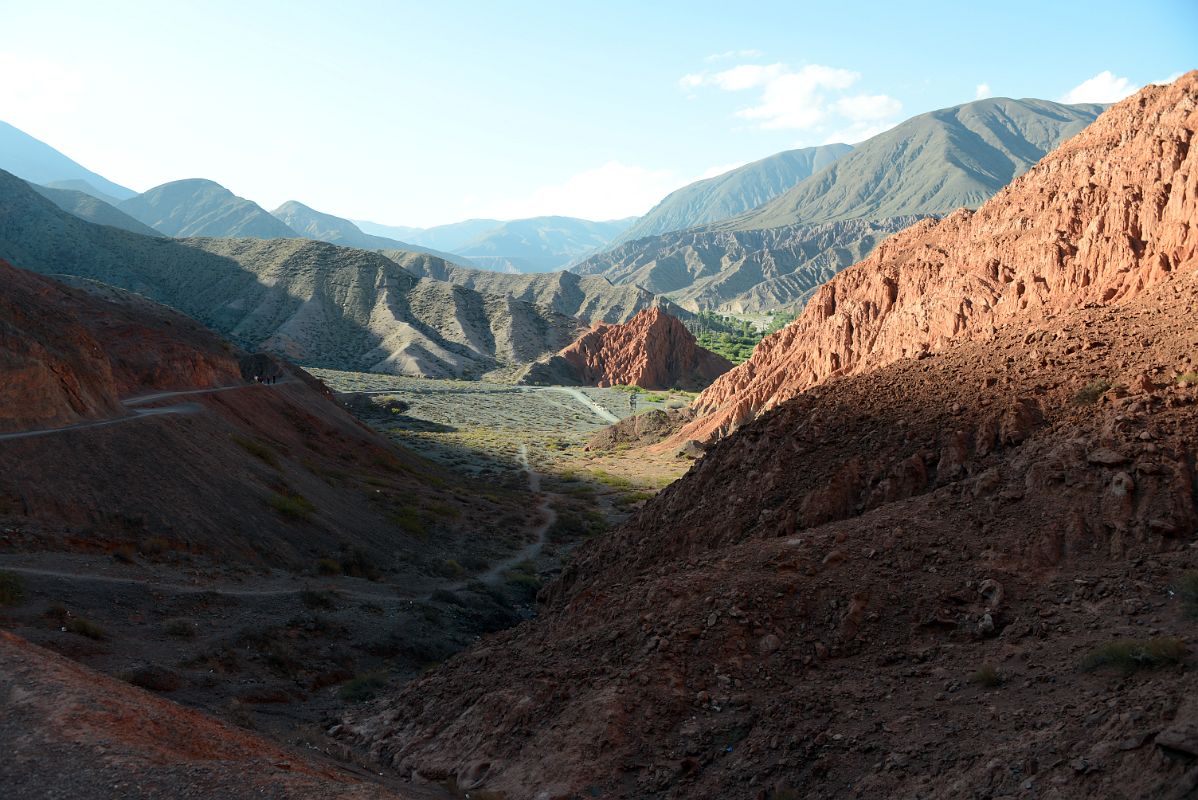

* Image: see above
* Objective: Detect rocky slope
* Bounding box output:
[391,252,674,324]
[685,73,1197,442]
[573,216,925,313]
[0,631,423,799]
[0,173,610,378]
[518,308,733,390]
[118,178,301,239]
[0,119,135,201]
[343,231,1198,800]
[0,258,516,568]
[31,183,162,236]
[723,97,1105,231]
[614,144,852,244]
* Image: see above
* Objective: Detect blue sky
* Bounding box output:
[1,0,1193,226]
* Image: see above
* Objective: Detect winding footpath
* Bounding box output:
[0,379,296,443]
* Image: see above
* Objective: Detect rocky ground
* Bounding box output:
[338,226,1198,798]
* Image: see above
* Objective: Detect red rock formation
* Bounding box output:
[526,307,733,390]
[0,259,241,432]
[684,72,1198,442]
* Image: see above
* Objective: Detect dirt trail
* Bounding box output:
[0,380,298,442]
[527,387,620,423]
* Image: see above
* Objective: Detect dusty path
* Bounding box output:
[530,386,620,423]
[0,380,296,443]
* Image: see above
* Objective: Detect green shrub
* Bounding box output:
[316,558,342,576]
[0,571,25,606]
[162,618,197,639]
[300,589,337,610]
[1081,637,1186,674]
[1072,379,1112,406]
[338,670,389,702]
[1176,571,1198,618]
[969,664,1003,687]
[268,493,315,520]
[66,616,107,640]
[440,559,465,579]
[389,507,427,537]
[231,435,280,469]
[112,544,137,564]
[1176,371,1198,384]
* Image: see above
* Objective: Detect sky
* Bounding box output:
[1,0,1194,227]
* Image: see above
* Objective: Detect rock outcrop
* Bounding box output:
[519,307,733,390]
[686,72,1198,442]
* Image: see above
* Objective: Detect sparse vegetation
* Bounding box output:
[162,618,197,638]
[0,571,25,606]
[1081,636,1186,674]
[66,616,107,640]
[299,589,337,610]
[389,507,428,537]
[268,492,315,520]
[440,559,465,579]
[1177,571,1198,618]
[316,557,342,575]
[339,670,389,702]
[1177,371,1198,385]
[1072,378,1112,405]
[589,469,632,489]
[231,434,281,469]
[137,536,170,558]
[112,544,137,564]
[969,664,1004,687]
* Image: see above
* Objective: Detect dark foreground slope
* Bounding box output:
[0,631,427,800]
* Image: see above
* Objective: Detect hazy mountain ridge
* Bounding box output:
[117,178,300,239]
[0,119,136,201]
[270,200,469,264]
[614,144,853,244]
[30,183,163,237]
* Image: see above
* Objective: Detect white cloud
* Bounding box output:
[705,49,764,62]
[832,93,902,121]
[1061,71,1136,104]
[975,82,992,99]
[483,161,686,221]
[681,60,904,143]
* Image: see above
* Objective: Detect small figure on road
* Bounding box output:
[628,392,637,414]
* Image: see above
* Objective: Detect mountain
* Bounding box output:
[723,97,1104,231]
[30,183,162,237]
[388,251,675,324]
[44,178,125,205]
[118,178,301,239]
[0,170,603,378]
[572,216,924,312]
[574,97,1105,313]
[684,75,1195,442]
[518,307,733,390]
[270,200,467,263]
[614,144,852,243]
[0,120,136,201]
[339,74,1198,800]
[360,216,637,273]
[453,216,637,272]
[357,218,502,252]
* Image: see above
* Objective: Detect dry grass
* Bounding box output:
[1081,637,1186,674]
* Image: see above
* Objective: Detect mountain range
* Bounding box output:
[574,97,1105,312]
[0,120,135,202]
[0,169,657,378]
[613,143,852,244]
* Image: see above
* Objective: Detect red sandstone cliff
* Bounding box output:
[520,307,733,390]
[684,72,1198,441]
